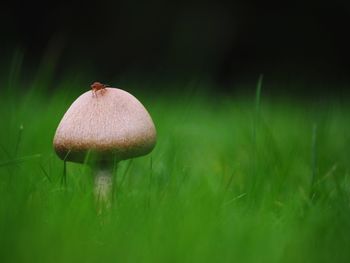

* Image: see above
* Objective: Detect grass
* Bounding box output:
[0,73,350,262]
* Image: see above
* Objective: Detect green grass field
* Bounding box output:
[1,72,350,262]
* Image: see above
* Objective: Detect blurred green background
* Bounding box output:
[0,74,350,262]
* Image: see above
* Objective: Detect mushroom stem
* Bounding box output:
[93,165,114,212]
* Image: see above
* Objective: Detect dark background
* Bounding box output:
[1,0,349,95]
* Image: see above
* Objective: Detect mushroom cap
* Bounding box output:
[53,88,156,163]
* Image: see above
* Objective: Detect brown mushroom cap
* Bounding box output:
[53,88,156,163]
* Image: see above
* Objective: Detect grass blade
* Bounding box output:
[310,123,318,199]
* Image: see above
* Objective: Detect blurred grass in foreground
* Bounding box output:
[0,72,350,263]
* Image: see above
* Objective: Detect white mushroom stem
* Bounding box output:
[93,166,114,211]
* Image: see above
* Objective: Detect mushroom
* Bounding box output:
[53,83,156,210]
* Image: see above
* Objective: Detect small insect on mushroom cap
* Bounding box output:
[91,81,109,96]
[91,82,105,91]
